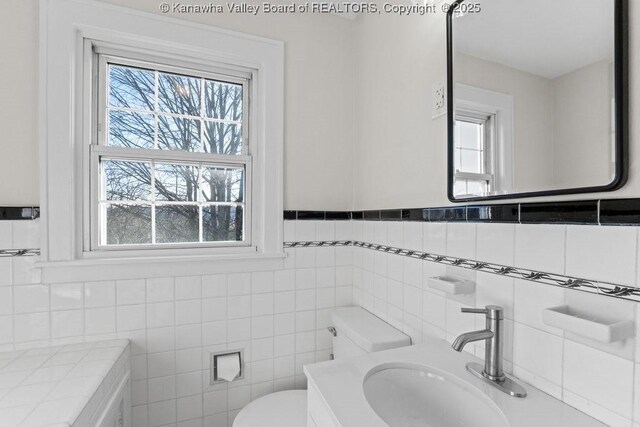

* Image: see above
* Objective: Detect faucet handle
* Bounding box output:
[461,305,504,319]
[461,307,488,314]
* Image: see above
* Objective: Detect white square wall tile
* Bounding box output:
[175,299,201,326]
[475,273,514,319]
[51,310,83,338]
[228,273,252,295]
[146,277,175,302]
[202,274,228,298]
[175,276,202,300]
[295,221,316,241]
[476,223,516,265]
[0,222,12,249]
[566,225,637,286]
[116,279,146,305]
[84,281,116,307]
[252,271,274,294]
[514,224,566,275]
[11,220,40,249]
[512,323,563,386]
[84,307,116,336]
[50,283,83,311]
[403,222,423,251]
[446,223,476,260]
[563,340,633,419]
[316,221,335,241]
[14,284,49,314]
[513,279,564,335]
[274,269,295,292]
[423,223,447,255]
[117,304,147,331]
[14,312,49,342]
[147,302,175,329]
[0,287,11,315]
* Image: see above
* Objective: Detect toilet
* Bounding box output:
[233,306,411,427]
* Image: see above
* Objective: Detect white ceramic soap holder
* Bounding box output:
[542,305,635,344]
[428,276,475,295]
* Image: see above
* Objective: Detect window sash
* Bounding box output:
[91,54,252,251]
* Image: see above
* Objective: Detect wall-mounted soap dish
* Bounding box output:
[542,305,635,343]
[428,276,475,295]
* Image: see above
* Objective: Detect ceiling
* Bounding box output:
[454,0,615,79]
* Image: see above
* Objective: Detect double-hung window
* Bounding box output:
[92,52,251,250]
[453,110,495,197]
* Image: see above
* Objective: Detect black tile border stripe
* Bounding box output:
[0,207,39,220]
[284,240,640,303]
[283,198,640,225]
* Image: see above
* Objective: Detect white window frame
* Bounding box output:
[455,83,514,196]
[91,50,252,251]
[39,0,284,282]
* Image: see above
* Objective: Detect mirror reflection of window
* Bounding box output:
[453,113,493,197]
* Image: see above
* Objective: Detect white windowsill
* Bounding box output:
[37,251,287,284]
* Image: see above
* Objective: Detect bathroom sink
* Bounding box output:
[363,362,509,427]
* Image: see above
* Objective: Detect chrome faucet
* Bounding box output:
[452,305,527,398]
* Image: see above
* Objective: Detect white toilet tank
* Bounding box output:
[331,307,411,359]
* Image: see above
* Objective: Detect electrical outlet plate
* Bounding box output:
[433,81,446,118]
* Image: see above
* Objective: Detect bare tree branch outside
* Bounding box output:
[103,63,245,245]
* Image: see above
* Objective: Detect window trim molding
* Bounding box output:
[455,83,515,196]
[39,0,284,277]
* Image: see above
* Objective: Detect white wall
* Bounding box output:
[553,60,613,188]
[352,3,640,209]
[455,53,556,192]
[0,0,354,210]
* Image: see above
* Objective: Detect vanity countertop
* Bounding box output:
[0,339,130,427]
[304,337,605,427]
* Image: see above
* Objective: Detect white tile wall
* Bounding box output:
[0,219,353,427]
[352,220,640,427]
[2,218,640,426]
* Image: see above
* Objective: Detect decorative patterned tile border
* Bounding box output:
[284,240,640,303]
[0,249,40,257]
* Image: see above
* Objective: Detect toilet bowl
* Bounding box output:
[233,306,411,427]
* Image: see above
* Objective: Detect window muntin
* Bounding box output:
[94,56,250,249]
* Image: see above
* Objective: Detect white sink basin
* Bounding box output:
[363,362,509,427]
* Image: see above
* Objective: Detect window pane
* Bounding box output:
[158,72,201,116]
[456,120,483,150]
[155,163,199,202]
[156,205,199,243]
[205,81,243,121]
[105,204,152,245]
[467,180,488,195]
[203,205,243,242]
[203,122,243,155]
[460,150,482,173]
[108,65,155,111]
[157,115,201,152]
[201,167,244,203]
[108,110,155,149]
[454,180,467,197]
[103,160,151,201]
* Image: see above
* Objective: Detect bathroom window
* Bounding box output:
[453,111,495,197]
[92,55,251,249]
[453,84,514,197]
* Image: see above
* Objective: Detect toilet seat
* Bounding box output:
[233,390,307,427]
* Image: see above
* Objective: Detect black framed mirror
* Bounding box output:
[447,0,628,202]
